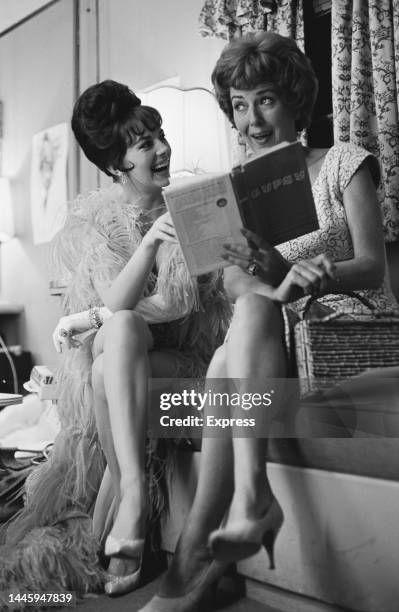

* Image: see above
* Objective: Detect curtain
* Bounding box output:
[199,0,266,40]
[199,0,303,45]
[332,0,399,241]
[266,0,304,50]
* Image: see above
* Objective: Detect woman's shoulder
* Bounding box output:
[71,183,126,218]
[324,143,380,189]
[66,183,146,234]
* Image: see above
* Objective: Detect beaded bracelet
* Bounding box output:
[88,307,103,329]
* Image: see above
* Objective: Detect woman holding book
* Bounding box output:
[0,80,230,598]
[140,31,398,611]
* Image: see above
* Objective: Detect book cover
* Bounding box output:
[163,141,319,276]
[234,141,318,245]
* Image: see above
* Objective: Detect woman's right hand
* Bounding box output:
[52,311,92,353]
[142,212,177,249]
[222,228,291,286]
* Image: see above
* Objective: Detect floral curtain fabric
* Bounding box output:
[198,0,304,46]
[265,0,304,50]
[199,0,266,40]
[332,0,399,241]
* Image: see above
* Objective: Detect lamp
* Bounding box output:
[0,177,15,242]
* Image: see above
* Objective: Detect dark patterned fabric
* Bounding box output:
[199,0,266,39]
[332,0,399,241]
[198,0,303,46]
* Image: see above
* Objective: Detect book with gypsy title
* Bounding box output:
[163,141,319,277]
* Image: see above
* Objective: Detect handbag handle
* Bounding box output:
[300,290,376,322]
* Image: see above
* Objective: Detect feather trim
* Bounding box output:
[0,517,104,610]
[0,185,232,597]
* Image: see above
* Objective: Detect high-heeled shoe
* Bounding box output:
[104,535,145,596]
[208,498,284,568]
[137,560,225,612]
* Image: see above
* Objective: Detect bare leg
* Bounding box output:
[92,311,153,550]
[158,345,235,597]
[226,294,287,521]
[208,294,286,565]
[92,312,194,583]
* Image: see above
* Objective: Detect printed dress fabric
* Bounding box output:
[278,143,399,317]
[332,0,399,241]
[0,184,231,603]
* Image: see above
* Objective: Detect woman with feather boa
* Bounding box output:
[0,80,231,603]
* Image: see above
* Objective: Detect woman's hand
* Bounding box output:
[222,228,291,286]
[53,311,91,353]
[271,253,336,303]
[142,212,177,249]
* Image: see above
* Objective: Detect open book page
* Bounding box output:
[164,174,246,276]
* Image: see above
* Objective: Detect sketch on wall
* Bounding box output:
[30,123,68,244]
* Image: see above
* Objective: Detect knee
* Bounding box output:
[233,293,282,334]
[104,310,150,345]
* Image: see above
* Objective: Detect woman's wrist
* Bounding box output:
[141,231,160,252]
[87,306,103,329]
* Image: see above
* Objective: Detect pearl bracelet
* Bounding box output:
[88,307,103,329]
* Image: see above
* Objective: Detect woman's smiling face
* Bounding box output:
[122,126,171,193]
[230,85,297,154]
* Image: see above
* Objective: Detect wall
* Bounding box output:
[0,0,75,369]
[98,0,225,91]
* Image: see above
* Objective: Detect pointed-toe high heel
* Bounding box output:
[104,535,145,596]
[208,498,284,567]
[137,560,224,612]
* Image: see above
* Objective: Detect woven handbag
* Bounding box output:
[294,292,399,398]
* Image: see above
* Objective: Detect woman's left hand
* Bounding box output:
[271,253,336,303]
[222,228,291,286]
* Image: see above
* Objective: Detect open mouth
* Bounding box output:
[152,159,170,173]
[250,132,273,145]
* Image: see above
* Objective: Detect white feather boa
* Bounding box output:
[0,184,231,604]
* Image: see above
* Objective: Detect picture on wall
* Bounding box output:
[30,122,68,244]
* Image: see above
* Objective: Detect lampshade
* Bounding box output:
[138,87,231,175]
[0,177,15,241]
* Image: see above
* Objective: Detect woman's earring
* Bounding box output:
[115,169,128,185]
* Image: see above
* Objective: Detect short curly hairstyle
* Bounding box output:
[211,31,318,132]
[71,79,162,178]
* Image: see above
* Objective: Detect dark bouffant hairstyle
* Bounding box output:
[211,31,318,132]
[71,79,162,177]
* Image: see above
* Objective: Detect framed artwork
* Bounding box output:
[30,123,68,244]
